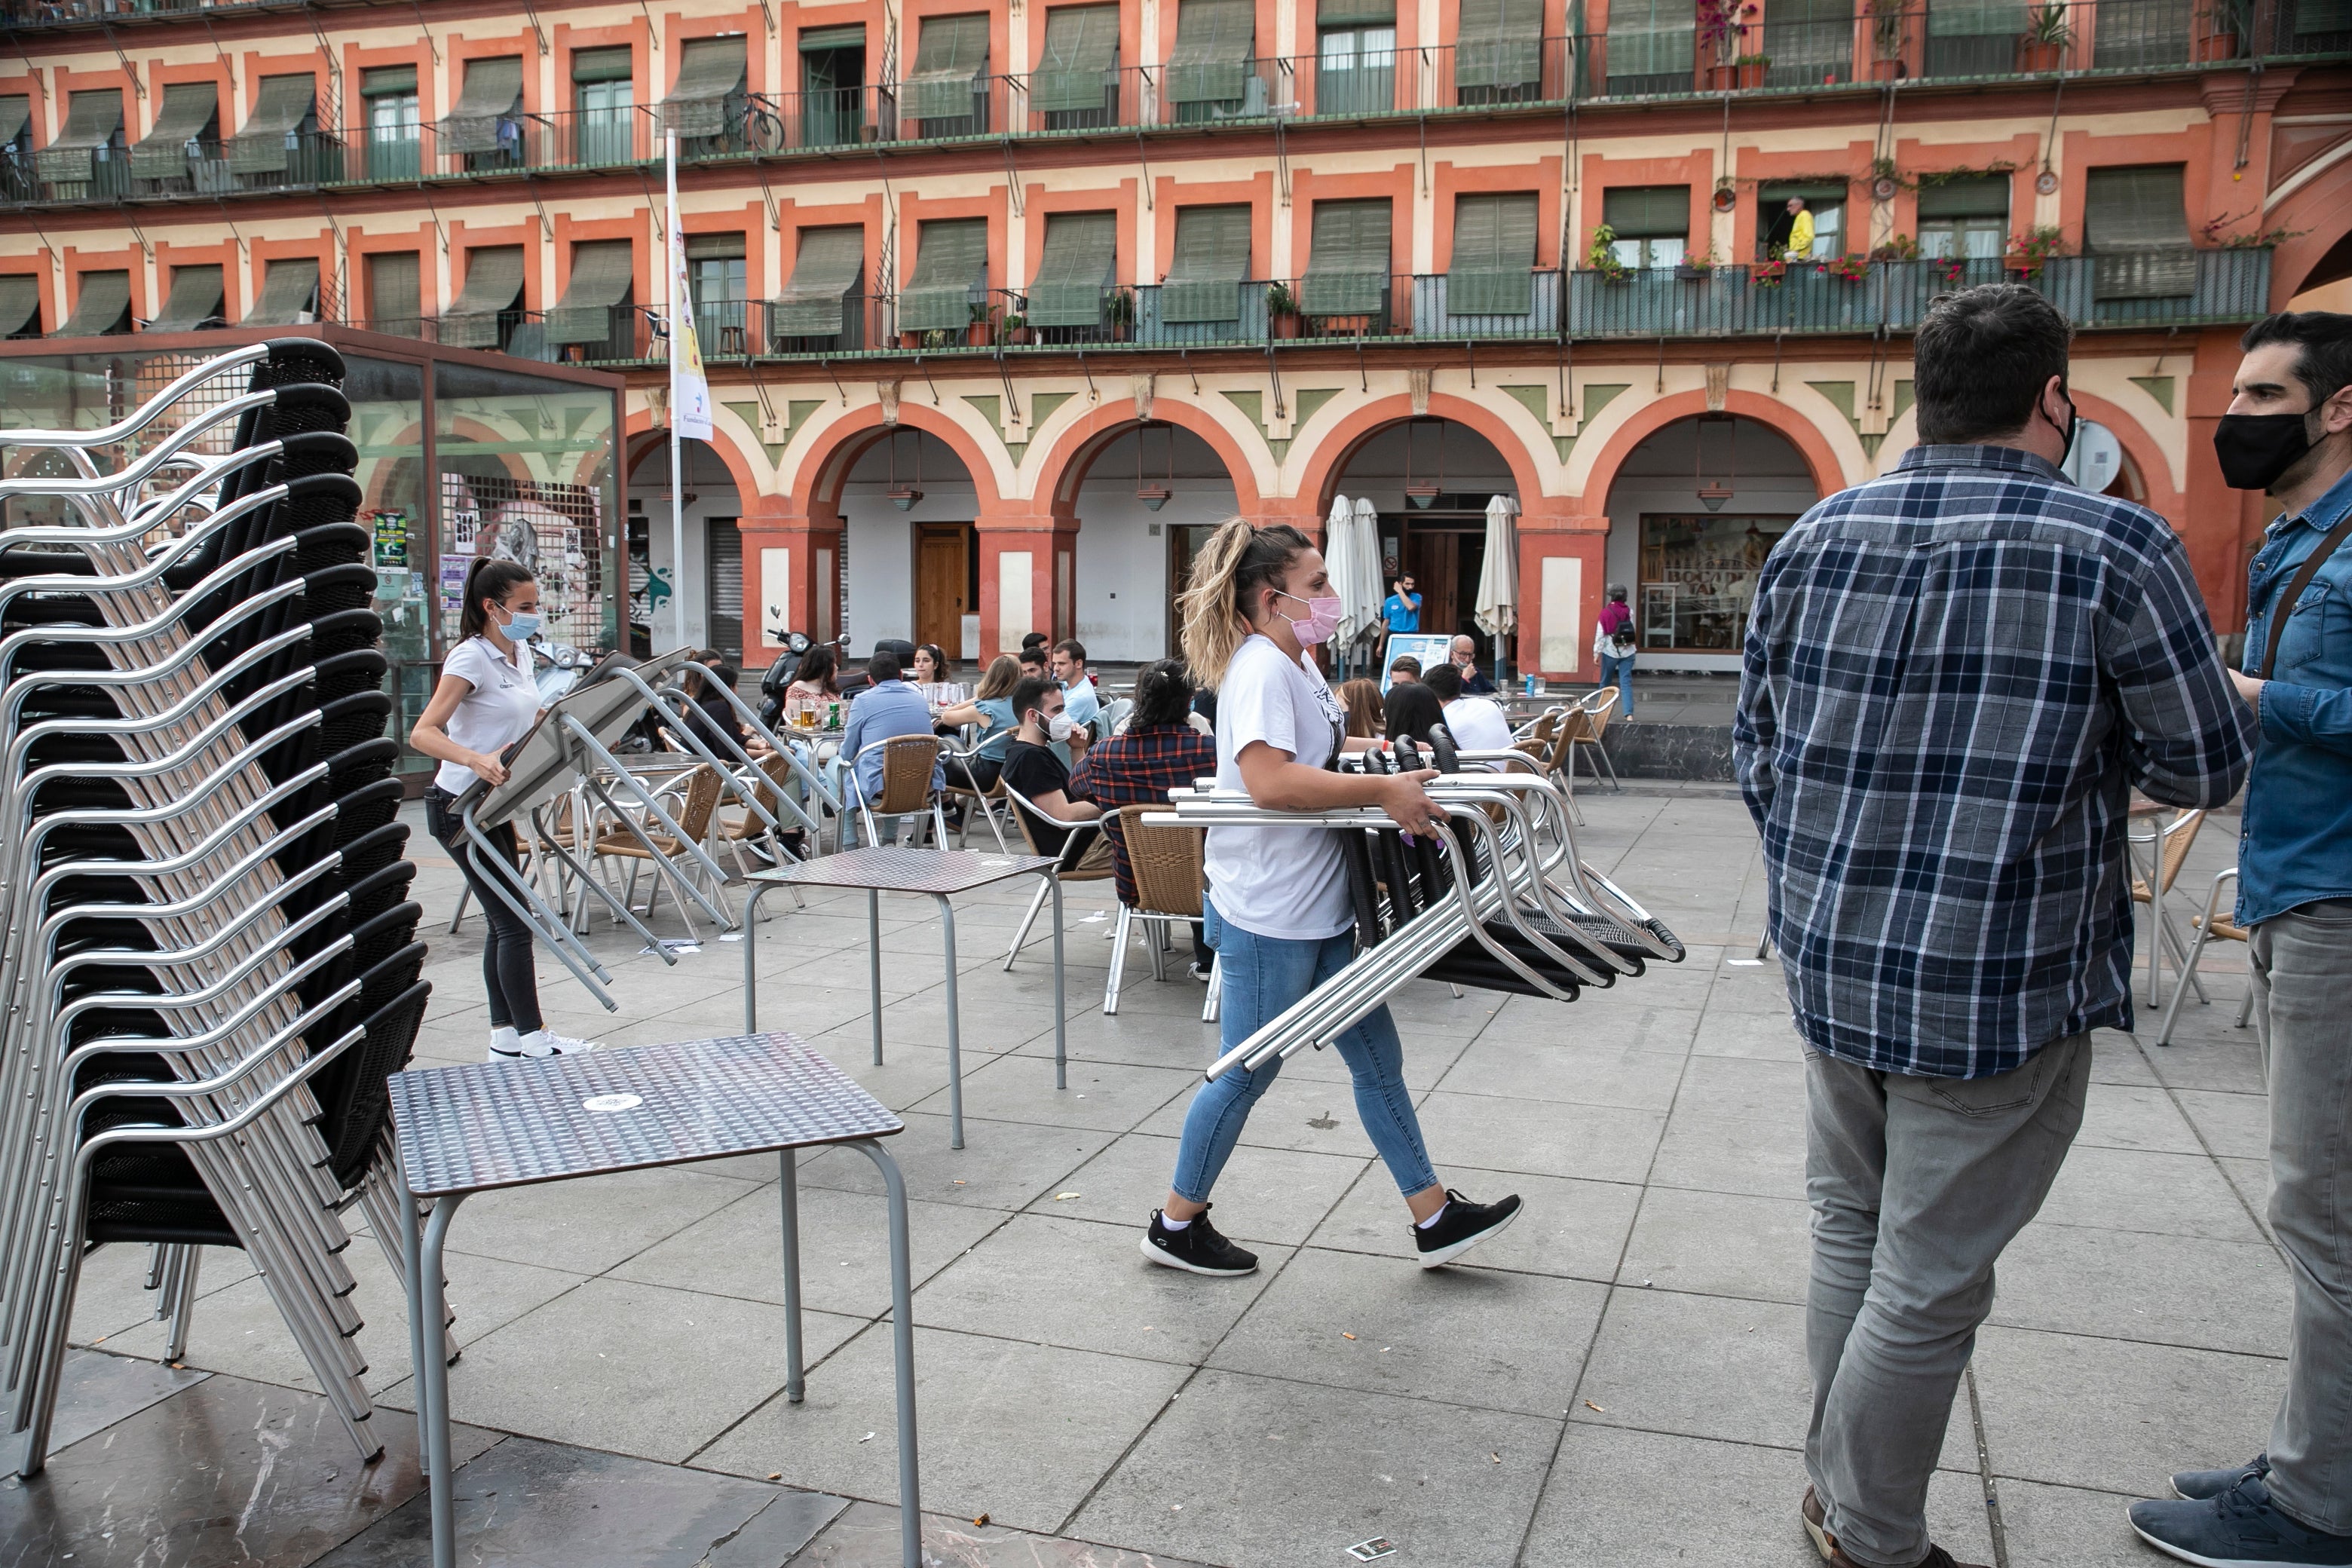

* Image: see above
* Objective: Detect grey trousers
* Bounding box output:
[1804,1034,2091,1568]
[2249,899,2352,1536]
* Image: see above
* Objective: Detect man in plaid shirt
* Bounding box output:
[1736,286,2252,1568]
[1070,659,1219,976]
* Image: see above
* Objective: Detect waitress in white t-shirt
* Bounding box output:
[409,557,601,1062]
[1140,516,1522,1279]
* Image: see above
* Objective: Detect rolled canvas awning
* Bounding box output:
[799,25,865,51]
[659,37,746,137]
[1318,0,1397,25]
[36,91,122,184]
[899,218,988,332]
[0,96,30,151]
[56,271,131,337]
[1302,199,1390,316]
[1160,204,1250,322]
[1031,5,1119,113]
[2088,164,2195,299]
[1026,210,1116,326]
[1447,191,1537,315]
[0,275,42,338]
[545,241,635,345]
[900,14,989,121]
[440,57,524,155]
[1456,0,1542,89]
[773,226,864,335]
[130,81,219,179]
[1167,0,1253,104]
[228,75,316,174]
[439,246,525,347]
[1929,0,2027,35]
[149,264,225,332]
[242,258,319,326]
[1606,0,1695,77]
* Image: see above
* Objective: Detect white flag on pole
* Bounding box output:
[668,205,713,442]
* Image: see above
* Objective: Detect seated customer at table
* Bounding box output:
[840,650,942,842]
[1070,659,1219,976]
[1449,635,1499,695]
[782,645,841,719]
[1421,662,1512,757]
[936,654,1021,791]
[1383,677,1454,750]
[1000,675,1102,856]
[1387,654,1422,685]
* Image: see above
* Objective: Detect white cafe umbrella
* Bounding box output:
[1473,492,1520,647]
[1324,493,1368,645]
[1350,496,1383,633]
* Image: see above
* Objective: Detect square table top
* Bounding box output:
[747,846,1056,896]
[388,1032,901,1198]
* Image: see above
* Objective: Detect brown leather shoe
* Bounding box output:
[1802,1492,1987,1568]
[1830,1543,1987,1568]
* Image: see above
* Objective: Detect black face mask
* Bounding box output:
[2213,412,2315,492]
[2046,391,2078,466]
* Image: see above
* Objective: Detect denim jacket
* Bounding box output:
[2239,464,2352,926]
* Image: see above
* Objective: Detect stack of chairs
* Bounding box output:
[1147,731,1683,1081]
[0,339,433,1478]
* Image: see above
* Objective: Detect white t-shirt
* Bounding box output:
[433,635,542,795]
[1205,635,1353,941]
[1443,695,1514,755]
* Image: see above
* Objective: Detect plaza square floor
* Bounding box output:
[14,790,2277,1568]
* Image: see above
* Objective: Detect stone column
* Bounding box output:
[1514,512,1609,679]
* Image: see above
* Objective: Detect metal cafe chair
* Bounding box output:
[1000,780,1116,970]
[939,743,1011,853]
[1102,804,1207,1016]
[2154,866,2256,1047]
[2130,807,2208,1009]
[588,762,733,936]
[850,734,953,851]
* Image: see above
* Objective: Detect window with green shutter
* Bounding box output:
[38,90,122,186]
[1925,0,2024,75]
[441,246,526,348]
[368,251,422,335]
[1456,0,1542,101]
[901,14,991,124]
[799,27,867,145]
[130,82,219,182]
[774,226,865,338]
[1603,185,1688,268]
[899,218,990,332]
[1763,0,1854,84]
[2086,164,2194,299]
[1317,0,1397,117]
[1916,175,2008,260]
[1605,0,1695,93]
[57,270,131,338]
[1161,205,1252,322]
[362,69,420,179]
[1033,5,1119,118]
[1168,0,1255,109]
[228,75,316,176]
[1303,199,1392,315]
[1448,192,1538,315]
[660,36,747,139]
[571,47,632,84]
[149,263,225,332]
[1027,210,1117,327]
[546,241,635,345]
[441,57,525,157]
[242,257,320,326]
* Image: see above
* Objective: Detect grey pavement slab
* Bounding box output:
[1409,1089,1669,1185]
[1311,1168,1642,1282]
[1432,1034,1692,1110]
[792,1111,1118,1209]
[1615,1185,1814,1304]
[1993,1478,2164,1567]
[46,1349,210,1453]
[2033,1144,2271,1243]
[1989,1223,2292,1355]
[1649,1107,1811,1199]
[1029,1131,1371,1246]
[790,1499,1225,1567]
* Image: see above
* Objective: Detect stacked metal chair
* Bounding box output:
[1148,731,1684,1081]
[0,339,432,1477]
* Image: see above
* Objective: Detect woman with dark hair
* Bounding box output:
[782,644,841,721]
[1382,678,1453,750]
[1070,660,1220,977]
[409,557,599,1061]
[911,644,951,686]
[1337,678,1384,740]
[1141,517,1521,1279]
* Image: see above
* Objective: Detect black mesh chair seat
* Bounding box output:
[292,523,372,581]
[329,778,405,849]
[347,900,422,972]
[302,565,378,620]
[336,822,409,887]
[317,691,393,757]
[342,859,418,929]
[305,608,384,661]
[314,649,390,709]
[308,978,430,1190]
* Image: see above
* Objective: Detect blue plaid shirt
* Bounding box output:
[1735,444,2254,1078]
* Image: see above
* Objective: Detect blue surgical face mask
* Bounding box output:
[501,608,544,642]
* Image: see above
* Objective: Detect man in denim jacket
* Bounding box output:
[2130,312,2352,1568]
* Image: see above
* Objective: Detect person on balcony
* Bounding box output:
[1769,197,1814,261]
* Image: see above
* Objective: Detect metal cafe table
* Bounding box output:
[390,1033,922,1568]
[742,847,1064,1150]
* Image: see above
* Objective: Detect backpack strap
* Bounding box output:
[2258,513,2352,681]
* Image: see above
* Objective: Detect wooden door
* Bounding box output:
[1168,523,1220,655]
[1406,529,1461,639]
[914,523,971,652]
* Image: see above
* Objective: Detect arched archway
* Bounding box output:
[1600,412,1820,669]
[624,425,770,661]
[1299,394,1548,522]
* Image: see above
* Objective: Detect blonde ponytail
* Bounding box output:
[1176,517,1313,688]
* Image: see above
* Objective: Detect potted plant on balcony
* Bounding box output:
[2004,225,2066,279]
[1107,286,1137,342]
[967,301,996,348]
[1753,256,1787,286]
[1867,0,1908,78]
[2194,1,2240,61]
[1698,0,1760,87]
[2018,2,2073,69]
[1827,252,1871,283]
[1587,223,1634,283]
[1266,280,1301,338]
[1001,310,1031,345]
[1675,245,1719,282]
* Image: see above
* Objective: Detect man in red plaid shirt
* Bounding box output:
[1070,658,1219,977]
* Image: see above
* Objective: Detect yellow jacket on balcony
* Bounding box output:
[1788,209,1815,259]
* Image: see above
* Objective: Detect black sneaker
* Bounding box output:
[1141,1207,1258,1276]
[1413,1189,1523,1268]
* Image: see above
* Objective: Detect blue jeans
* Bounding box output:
[1170,903,1439,1203]
[1600,651,1636,715]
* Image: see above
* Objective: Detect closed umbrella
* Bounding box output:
[1474,493,1519,681]
[1324,494,1364,649]
[1351,496,1383,633]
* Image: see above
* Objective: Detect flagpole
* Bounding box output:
[666,125,688,655]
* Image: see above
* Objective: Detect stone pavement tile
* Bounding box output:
[789,1499,1230,1568]
[1994,1478,2164,1567]
[69,1236,192,1347]
[433,1163,758,1273]
[941,1053,1199,1135]
[1469,996,1702,1054]
[1312,1170,1640,1282]
[375,1277,865,1462]
[914,1212,1288,1365]
[1207,1245,1607,1416]
[2145,1033,2267,1095]
[0,1370,499,1568]
[793,1113,1118,1211]
[1689,1007,1809,1061]
[1268,1028,1479,1093]
[820,991,1079,1058]
[1070,1368,1562,1568]
[1616,1186,1811,1305]
[798,1040,970,1115]
[697,1326,1190,1535]
[614,1181,1011,1318]
[1521,1424,1997,1568]
[2168,1088,2271,1160]
[2073,1083,2206,1156]
[2219,1156,2277,1233]
[1672,1054,1809,1121]
[1431,1034,1690,1110]
[1971,1325,2284,1495]
[1032,1004,1222,1069]
[1693,966,1803,1018]
[46,1349,208,1453]
[1989,1225,2289,1356]
[100,1235,588,1398]
[1031,1132,1370,1247]
[2035,1144,2269,1242]
[1132,1075,1383,1161]
[2088,1030,2161,1086]
[319,1435,847,1568]
[1380,979,1516,1030]
[1410,1090,1669,1185]
[1650,1108,1808,1201]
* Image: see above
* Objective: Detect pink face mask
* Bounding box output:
[1273,590,1346,646]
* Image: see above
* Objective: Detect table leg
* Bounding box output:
[743,884,770,1034]
[869,888,884,1067]
[779,1150,804,1403]
[419,1194,468,1568]
[1049,875,1067,1091]
[398,1163,427,1462]
[934,893,963,1150]
[851,1141,922,1568]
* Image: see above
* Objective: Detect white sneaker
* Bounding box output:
[489,1030,601,1061]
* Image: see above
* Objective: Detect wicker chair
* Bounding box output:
[850,733,951,849]
[2154,865,2253,1046]
[587,763,729,936]
[1104,804,1207,1015]
[2130,808,2207,1007]
[1000,779,1115,970]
